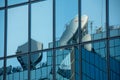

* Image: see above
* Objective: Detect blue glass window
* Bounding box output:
[0,0,4,7]
[0,10,4,58]
[89,52,94,64]
[8,0,28,5]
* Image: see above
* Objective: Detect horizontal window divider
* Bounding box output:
[0,0,46,10]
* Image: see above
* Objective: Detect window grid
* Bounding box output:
[0,0,120,80]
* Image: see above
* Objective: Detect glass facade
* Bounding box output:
[7,5,28,56]
[0,0,120,80]
[0,10,4,58]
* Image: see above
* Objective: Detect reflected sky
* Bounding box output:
[0,0,120,68]
[82,0,106,34]
[56,0,78,38]
[31,0,52,49]
[0,0,4,7]
[7,5,28,55]
[0,10,4,57]
[8,0,28,5]
[109,0,120,25]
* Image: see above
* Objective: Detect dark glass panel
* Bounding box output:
[0,60,3,80]
[109,38,120,80]
[82,41,107,80]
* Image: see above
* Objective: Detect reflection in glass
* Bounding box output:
[0,0,4,7]
[56,0,78,47]
[93,41,106,58]
[0,60,3,80]
[109,38,120,80]
[7,5,28,56]
[31,0,53,49]
[8,0,28,5]
[30,51,52,80]
[109,0,120,37]
[82,42,107,80]
[6,55,28,80]
[82,0,106,40]
[56,47,72,80]
[110,38,120,61]
[0,10,4,58]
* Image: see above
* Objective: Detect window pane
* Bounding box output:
[0,10,4,58]
[6,55,28,80]
[110,38,120,80]
[0,60,3,80]
[31,0,53,50]
[0,0,4,7]
[56,47,72,79]
[7,5,28,56]
[8,0,28,5]
[109,0,120,37]
[109,38,120,61]
[82,0,106,41]
[82,41,107,80]
[30,50,52,80]
[93,41,106,58]
[56,0,78,47]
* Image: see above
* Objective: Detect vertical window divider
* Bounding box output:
[3,0,8,80]
[106,0,110,80]
[78,0,82,80]
[53,0,56,80]
[28,0,31,80]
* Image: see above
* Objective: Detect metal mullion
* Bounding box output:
[0,57,4,60]
[53,0,56,79]
[0,7,5,10]
[106,0,110,80]
[78,0,82,80]
[0,0,46,10]
[31,0,46,4]
[3,0,8,80]
[28,0,31,80]
[4,34,119,59]
[5,53,28,59]
[4,35,120,60]
[5,2,29,9]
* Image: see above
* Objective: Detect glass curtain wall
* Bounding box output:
[0,10,4,58]
[109,1,120,80]
[0,0,120,80]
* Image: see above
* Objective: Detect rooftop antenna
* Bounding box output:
[101,0,103,29]
[90,21,93,34]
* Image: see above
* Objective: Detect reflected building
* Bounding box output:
[0,13,120,80]
[0,0,120,80]
[16,39,43,70]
